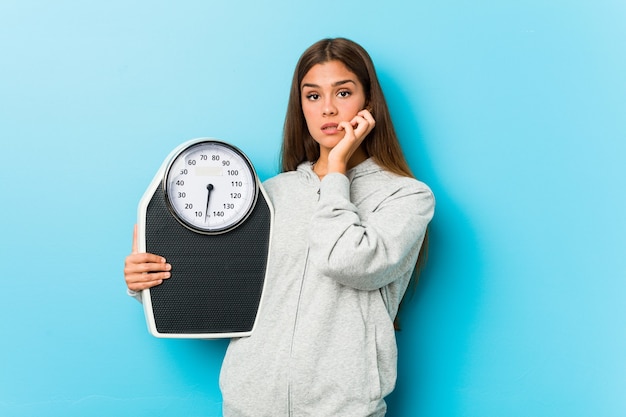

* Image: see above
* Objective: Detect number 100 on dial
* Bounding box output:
[164,140,258,234]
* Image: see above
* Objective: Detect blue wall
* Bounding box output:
[1,1,625,416]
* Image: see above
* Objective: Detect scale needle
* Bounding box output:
[205,184,214,222]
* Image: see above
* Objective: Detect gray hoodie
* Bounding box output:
[219,159,435,416]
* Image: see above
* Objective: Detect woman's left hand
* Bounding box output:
[327,108,375,174]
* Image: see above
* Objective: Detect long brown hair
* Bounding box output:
[280,38,429,328]
[281,37,412,177]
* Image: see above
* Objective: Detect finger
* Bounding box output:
[125,268,171,287]
[357,108,376,126]
[350,114,365,129]
[338,121,362,150]
[357,107,374,120]
[131,224,138,254]
[337,120,354,136]
[353,111,375,128]
[126,271,170,285]
[134,262,171,274]
[135,270,171,282]
[352,113,375,139]
[126,252,168,266]
[125,259,171,275]
[347,115,369,140]
[127,277,167,292]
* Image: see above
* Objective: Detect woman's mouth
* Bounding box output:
[321,123,339,134]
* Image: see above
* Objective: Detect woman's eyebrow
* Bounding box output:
[301,79,357,90]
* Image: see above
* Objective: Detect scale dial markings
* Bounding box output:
[164,141,258,234]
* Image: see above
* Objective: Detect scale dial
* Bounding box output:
[164,140,258,234]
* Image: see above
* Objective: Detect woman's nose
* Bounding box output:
[322,98,337,116]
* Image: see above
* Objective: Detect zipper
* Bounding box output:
[288,246,310,416]
[288,181,318,416]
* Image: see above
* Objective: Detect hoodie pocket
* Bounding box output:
[367,314,398,402]
[367,323,383,401]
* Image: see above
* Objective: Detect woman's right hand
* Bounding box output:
[124,225,171,292]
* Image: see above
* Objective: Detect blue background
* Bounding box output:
[1,1,625,416]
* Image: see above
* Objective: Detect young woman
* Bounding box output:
[125,37,435,416]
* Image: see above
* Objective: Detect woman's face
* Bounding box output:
[300,60,367,153]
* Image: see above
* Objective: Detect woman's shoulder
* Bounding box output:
[393,174,433,197]
[374,172,435,216]
[261,166,314,202]
[262,170,302,189]
[262,162,315,188]
[354,160,433,196]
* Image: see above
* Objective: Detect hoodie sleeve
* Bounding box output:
[127,288,144,304]
[308,172,435,291]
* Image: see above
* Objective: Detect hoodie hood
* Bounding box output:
[295,158,384,183]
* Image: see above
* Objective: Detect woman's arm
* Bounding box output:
[308,174,434,291]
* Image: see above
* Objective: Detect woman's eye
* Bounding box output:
[306,93,320,101]
[338,90,351,98]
